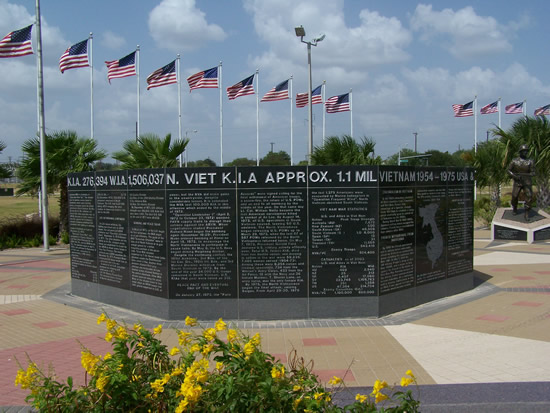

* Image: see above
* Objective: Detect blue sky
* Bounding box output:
[1,0,550,165]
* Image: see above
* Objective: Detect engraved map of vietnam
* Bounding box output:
[419,203,443,268]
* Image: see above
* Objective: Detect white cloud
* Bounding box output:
[101,30,126,50]
[410,4,513,58]
[148,0,226,52]
[245,0,411,81]
[403,62,550,102]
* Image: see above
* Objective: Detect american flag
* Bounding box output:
[105,51,136,83]
[505,102,524,114]
[534,104,550,116]
[452,101,474,117]
[187,66,218,91]
[480,101,498,115]
[227,74,255,100]
[0,25,33,58]
[59,39,89,73]
[147,60,177,90]
[325,93,350,113]
[296,84,323,108]
[261,79,289,102]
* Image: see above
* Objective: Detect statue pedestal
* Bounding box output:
[492,208,550,243]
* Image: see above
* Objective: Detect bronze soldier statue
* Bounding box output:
[507,144,535,221]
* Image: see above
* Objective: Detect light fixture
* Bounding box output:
[295,25,305,37]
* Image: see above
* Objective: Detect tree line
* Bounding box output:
[2,115,549,237]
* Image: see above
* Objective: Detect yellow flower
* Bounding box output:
[314,392,324,400]
[293,398,302,409]
[203,328,216,341]
[95,374,110,392]
[170,347,180,356]
[401,377,414,387]
[97,313,107,325]
[355,394,367,403]
[328,376,342,385]
[371,379,388,395]
[172,367,183,377]
[131,374,141,381]
[190,343,201,353]
[185,316,197,326]
[216,362,224,371]
[251,333,261,346]
[175,399,188,413]
[178,331,191,345]
[227,329,238,343]
[243,341,255,356]
[215,318,227,331]
[375,392,389,403]
[406,369,415,378]
[14,363,39,389]
[153,324,163,335]
[271,366,285,379]
[201,343,214,355]
[106,319,117,331]
[150,378,166,393]
[114,326,128,340]
[293,385,303,392]
[81,351,101,376]
[104,331,113,342]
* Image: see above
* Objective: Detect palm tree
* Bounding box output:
[0,141,12,179]
[311,135,381,165]
[112,133,188,169]
[17,130,106,234]
[471,139,508,206]
[492,116,550,209]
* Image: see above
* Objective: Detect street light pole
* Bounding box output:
[295,26,324,164]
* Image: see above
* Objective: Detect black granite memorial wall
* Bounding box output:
[68,165,474,320]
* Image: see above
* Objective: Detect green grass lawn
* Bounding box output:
[0,194,60,222]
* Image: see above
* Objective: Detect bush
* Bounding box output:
[0,216,59,250]
[474,197,497,228]
[15,315,420,412]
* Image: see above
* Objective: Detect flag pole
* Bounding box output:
[349,88,353,138]
[89,32,94,140]
[322,80,326,145]
[136,45,140,138]
[290,75,293,165]
[523,99,527,117]
[498,97,501,129]
[219,61,223,166]
[474,95,477,153]
[256,69,260,166]
[177,54,182,167]
[35,0,49,251]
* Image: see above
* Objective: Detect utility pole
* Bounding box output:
[270,142,275,153]
[413,132,418,153]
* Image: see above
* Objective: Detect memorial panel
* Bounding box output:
[128,169,168,297]
[446,168,474,277]
[308,166,378,297]
[68,171,97,283]
[237,167,307,298]
[494,225,527,241]
[534,227,550,241]
[96,170,131,290]
[167,168,237,299]
[378,166,416,294]
[415,168,447,285]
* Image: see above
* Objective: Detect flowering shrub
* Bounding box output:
[15,314,420,412]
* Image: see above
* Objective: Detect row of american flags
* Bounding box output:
[1,25,351,113]
[453,99,550,117]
